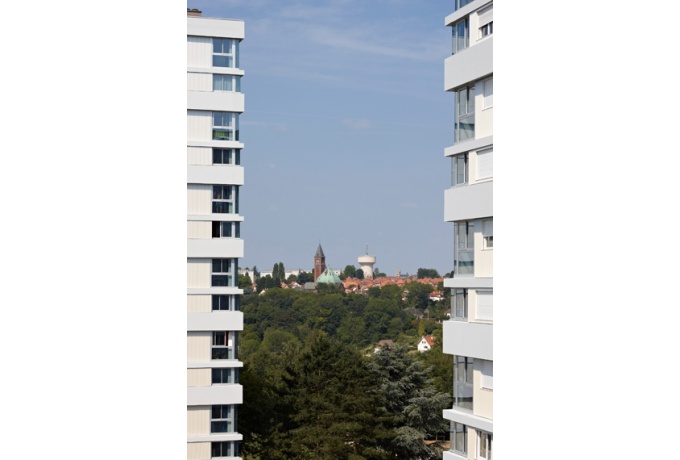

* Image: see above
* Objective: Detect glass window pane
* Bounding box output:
[213,332,226,345]
[456,21,466,52]
[458,88,467,116]
[468,86,475,114]
[213,55,232,67]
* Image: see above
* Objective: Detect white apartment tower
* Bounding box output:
[442,1,493,459]
[187,9,245,460]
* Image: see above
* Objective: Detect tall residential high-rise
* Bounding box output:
[187,9,245,460]
[441,1,493,459]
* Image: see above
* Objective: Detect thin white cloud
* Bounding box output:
[342,118,373,130]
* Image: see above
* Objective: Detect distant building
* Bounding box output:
[315,267,342,286]
[358,246,376,278]
[417,335,437,352]
[313,243,326,281]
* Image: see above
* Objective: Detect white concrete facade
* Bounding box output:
[442,1,494,459]
[187,12,245,460]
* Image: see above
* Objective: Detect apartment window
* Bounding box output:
[212,221,240,238]
[483,78,493,108]
[482,219,493,248]
[212,331,237,360]
[451,153,468,186]
[213,148,240,165]
[452,422,468,454]
[453,0,474,12]
[212,38,239,68]
[481,360,493,390]
[454,355,474,410]
[211,441,238,458]
[476,148,493,180]
[478,3,493,40]
[452,17,469,54]
[451,289,468,320]
[212,112,239,141]
[212,186,239,214]
[211,405,235,432]
[478,431,492,459]
[454,221,474,275]
[455,85,475,143]
[213,74,241,92]
[212,367,238,384]
[480,21,493,38]
[212,294,240,311]
[212,259,235,287]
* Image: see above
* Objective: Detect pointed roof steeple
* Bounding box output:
[315,243,325,258]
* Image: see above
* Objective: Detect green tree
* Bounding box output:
[271,263,278,280]
[416,268,440,279]
[285,274,298,284]
[282,332,394,459]
[356,268,364,280]
[373,267,386,278]
[406,282,434,309]
[342,264,357,279]
[368,345,451,459]
[238,273,253,293]
[415,338,453,396]
[297,271,314,284]
[256,275,277,293]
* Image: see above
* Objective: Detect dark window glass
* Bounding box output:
[212,275,230,286]
[212,368,232,384]
[213,332,226,346]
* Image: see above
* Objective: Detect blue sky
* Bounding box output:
[191,0,455,275]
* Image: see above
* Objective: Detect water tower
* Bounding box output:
[358,244,376,279]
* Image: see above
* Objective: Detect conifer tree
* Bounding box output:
[281,331,394,459]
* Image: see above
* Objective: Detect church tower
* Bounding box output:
[314,243,326,281]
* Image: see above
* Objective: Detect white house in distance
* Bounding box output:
[187,9,245,460]
[441,1,494,459]
[417,335,437,352]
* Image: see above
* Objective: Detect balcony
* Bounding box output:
[443,320,492,360]
[188,165,244,186]
[187,89,244,113]
[188,311,244,332]
[187,383,243,406]
[187,238,244,259]
[445,181,493,222]
[445,36,493,91]
[443,407,493,433]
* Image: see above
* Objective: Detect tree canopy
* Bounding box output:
[416,268,440,279]
[238,281,452,459]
